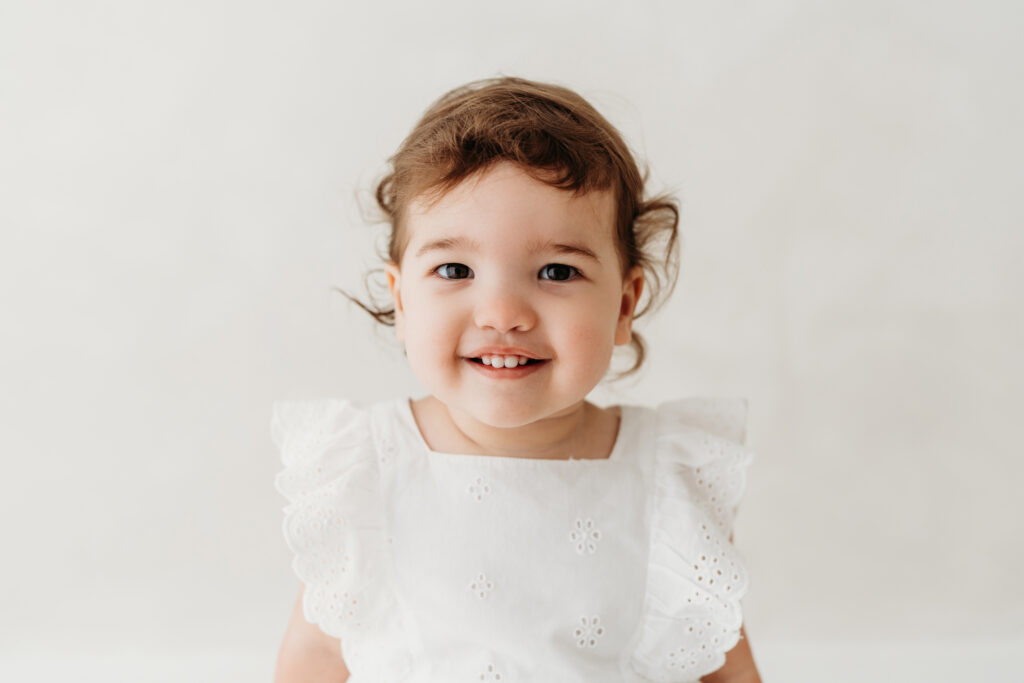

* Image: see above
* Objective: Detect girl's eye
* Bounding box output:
[539,263,581,281]
[434,263,473,280]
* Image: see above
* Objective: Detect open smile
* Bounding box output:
[465,357,549,379]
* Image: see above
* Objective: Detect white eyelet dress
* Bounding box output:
[272,396,755,683]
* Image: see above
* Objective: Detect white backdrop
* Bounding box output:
[1,1,1021,681]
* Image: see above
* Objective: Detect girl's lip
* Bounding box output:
[464,347,547,360]
[465,357,549,379]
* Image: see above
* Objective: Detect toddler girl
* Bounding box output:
[272,76,761,683]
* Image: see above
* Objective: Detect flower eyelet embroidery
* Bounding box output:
[569,517,602,554]
[479,663,502,680]
[469,572,494,599]
[468,476,492,501]
[378,436,395,465]
[667,645,699,672]
[324,590,362,626]
[573,615,604,647]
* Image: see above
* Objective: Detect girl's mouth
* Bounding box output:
[465,357,549,379]
[468,357,544,366]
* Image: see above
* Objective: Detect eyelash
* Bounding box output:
[432,263,582,281]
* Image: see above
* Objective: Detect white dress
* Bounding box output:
[272,396,755,683]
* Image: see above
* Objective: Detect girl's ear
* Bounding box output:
[385,261,405,342]
[614,265,645,346]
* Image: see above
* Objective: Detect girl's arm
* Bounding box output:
[699,625,762,683]
[274,586,351,683]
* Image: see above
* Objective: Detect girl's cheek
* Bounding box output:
[561,318,612,351]
[563,294,619,341]
[404,305,459,350]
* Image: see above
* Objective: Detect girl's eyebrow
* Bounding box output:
[415,236,600,262]
[415,236,479,257]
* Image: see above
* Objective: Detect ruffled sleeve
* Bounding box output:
[624,397,755,683]
[271,398,396,643]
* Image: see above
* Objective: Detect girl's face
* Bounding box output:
[386,161,643,429]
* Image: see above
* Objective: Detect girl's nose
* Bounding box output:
[472,284,537,333]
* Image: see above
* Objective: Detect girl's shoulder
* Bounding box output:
[270,396,421,497]
[640,396,750,444]
[640,395,754,531]
[626,396,756,681]
[270,396,405,647]
[271,398,375,501]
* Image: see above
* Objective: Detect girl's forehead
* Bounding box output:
[404,163,616,252]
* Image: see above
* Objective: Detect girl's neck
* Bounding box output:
[411,395,620,460]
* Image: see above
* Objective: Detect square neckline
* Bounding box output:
[394,397,636,464]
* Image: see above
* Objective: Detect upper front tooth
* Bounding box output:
[479,355,530,367]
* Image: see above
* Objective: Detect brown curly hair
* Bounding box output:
[342,76,680,379]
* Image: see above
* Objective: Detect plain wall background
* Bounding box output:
[1,0,1021,680]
